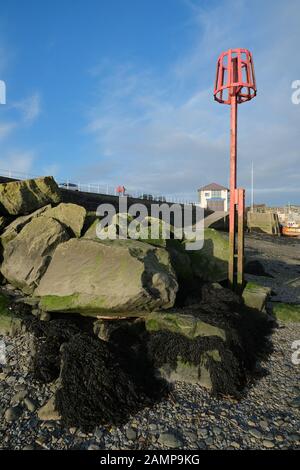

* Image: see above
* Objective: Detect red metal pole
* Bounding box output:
[229,94,237,287]
[237,188,245,288]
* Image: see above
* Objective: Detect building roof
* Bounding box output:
[198,182,229,191]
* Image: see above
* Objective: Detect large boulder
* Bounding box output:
[42,203,86,237]
[34,238,178,316]
[85,214,180,248]
[0,176,61,216]
[186,228,229,282]
[1,217,70,294]
[84,215,193,288]
[145,312,226,340]
[1,205,51,247]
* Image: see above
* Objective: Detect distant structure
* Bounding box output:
[198,183,229,212]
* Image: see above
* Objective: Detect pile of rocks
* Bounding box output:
[0,176,279,443]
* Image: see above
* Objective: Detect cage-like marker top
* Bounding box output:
[214,48,256,105]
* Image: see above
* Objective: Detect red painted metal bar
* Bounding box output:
[229,94,237,287]
[237,188,245,288]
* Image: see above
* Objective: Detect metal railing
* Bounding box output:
[0,168,198,206]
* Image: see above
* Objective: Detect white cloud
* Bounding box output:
[0,150,35,175]
[0,121,16,141]
[13,92,41,124]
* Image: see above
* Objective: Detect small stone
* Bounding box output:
[40,311,51,322]
[290,397,300,408]
[126,428,137,441]
[259,420,269,431]
[205,437,214,445]
[11,390,27,405]
[213,426,222,435]
[262,440,275,448]
[231,441,240,449]
[249,429,262,439]
[24,397,38,412]
[37,396,60,421]
[5,406,23,422]
[149,423,157,431]
[88,444,100,450]
[158,432,183,448]
[288,434,300,442]
[198,428,208,437]
[23,445,35,450]
[185,431,197,442]
[14,384,27,392]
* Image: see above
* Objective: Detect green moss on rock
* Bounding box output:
[272,303,300,322]
[186,228,229,282]
[145,313,226,341]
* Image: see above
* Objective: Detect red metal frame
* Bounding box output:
[214,48,256,105]
[214,48,256,289]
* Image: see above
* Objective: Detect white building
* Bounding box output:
[198,183,229,212]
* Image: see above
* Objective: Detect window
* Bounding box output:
[212,190,222,198]
[204,192,210,197]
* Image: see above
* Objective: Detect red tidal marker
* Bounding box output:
[214,48,257,289]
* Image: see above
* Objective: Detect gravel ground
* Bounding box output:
[245,233,300,304]
[0,233,299,450]
[0,320,299,450]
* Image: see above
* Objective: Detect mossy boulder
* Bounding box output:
[1,217,70,294]
[186,228,229,282]
[34,238,178,316]
[92,213,134,240]
[272,303,300,322]
[145,312,226,341]
[1,205,51,247]
[158,351,221,388]
[84,215,193,287]
[0,292,22,335]
[242,282,271,312]
[0,176,61,216]
[42,203,86,237]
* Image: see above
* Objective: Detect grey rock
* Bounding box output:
[11,390,27,405]
[126,427,137,441]
[259,420,269,431]
[185,431,197,443]
[158,432,183,448]
[24,397,38,412]
[249,429,263,439]
[88,444,101,450]
[40,311,51,322]
[231,441,240,449]
[262,439,275,448]
[5,405,23,422]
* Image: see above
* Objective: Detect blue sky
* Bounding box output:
[0,0,299,205]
